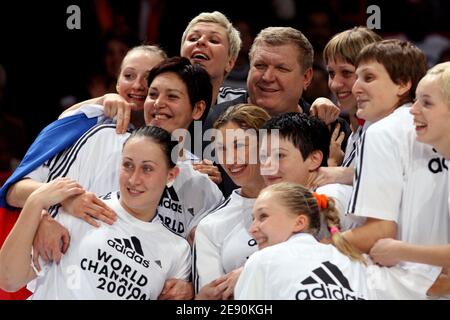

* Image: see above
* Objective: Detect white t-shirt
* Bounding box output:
[26,124,224,238]
[30,192,191,300]
[160,160,224,237]
[234,233,441,300]
[193,189,257,292]
[348,105,449,245]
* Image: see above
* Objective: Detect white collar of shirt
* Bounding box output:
[288,232,318,244]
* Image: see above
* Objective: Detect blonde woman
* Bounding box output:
[194,104,269,300]
[0,126,191,299]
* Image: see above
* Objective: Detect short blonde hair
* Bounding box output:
[323,26,381,66]
[249,27,314,72]
[425,61,450,108]
[214,103,270,131]
[181,11,242,61]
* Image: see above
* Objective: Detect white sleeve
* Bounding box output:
[187,191,224,233]
[168,241,191,281]
[193,220,224,292]
[24,126,107,187]
[60,104,105,120]
[348,128,403,222]
[234,252,267,300]
[26,251,49,293]
[51,125,123,194]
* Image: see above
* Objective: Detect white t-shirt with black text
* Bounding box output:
[235,233,441,300]
[193,189,257,292]
[348,105,449,245]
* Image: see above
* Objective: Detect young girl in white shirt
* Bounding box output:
[0,126,191,299]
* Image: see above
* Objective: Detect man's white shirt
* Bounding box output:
[30,192,190,300]
[193,189,257,292]
[217,87,247,105]
[348,105,449,245]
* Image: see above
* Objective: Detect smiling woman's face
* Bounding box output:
[181,22,234,81]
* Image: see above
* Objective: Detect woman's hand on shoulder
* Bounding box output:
[192,159,222,185]
[29,177,84,210]
[32,212,70,270]
[102,93,136,134]
[195,277,227,300]
[328,123,345,167]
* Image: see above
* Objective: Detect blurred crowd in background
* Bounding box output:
[0,0,449,177]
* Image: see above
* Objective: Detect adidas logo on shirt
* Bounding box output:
[107,236,151,268]
[295,261,365,300]
[159,187,183,213]
[428,148,448,174]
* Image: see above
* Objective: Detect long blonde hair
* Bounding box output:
[261,182,365,263]
[214,103,270,131]
[426,61,450,108]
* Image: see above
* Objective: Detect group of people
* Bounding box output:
[0,10,449,300]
